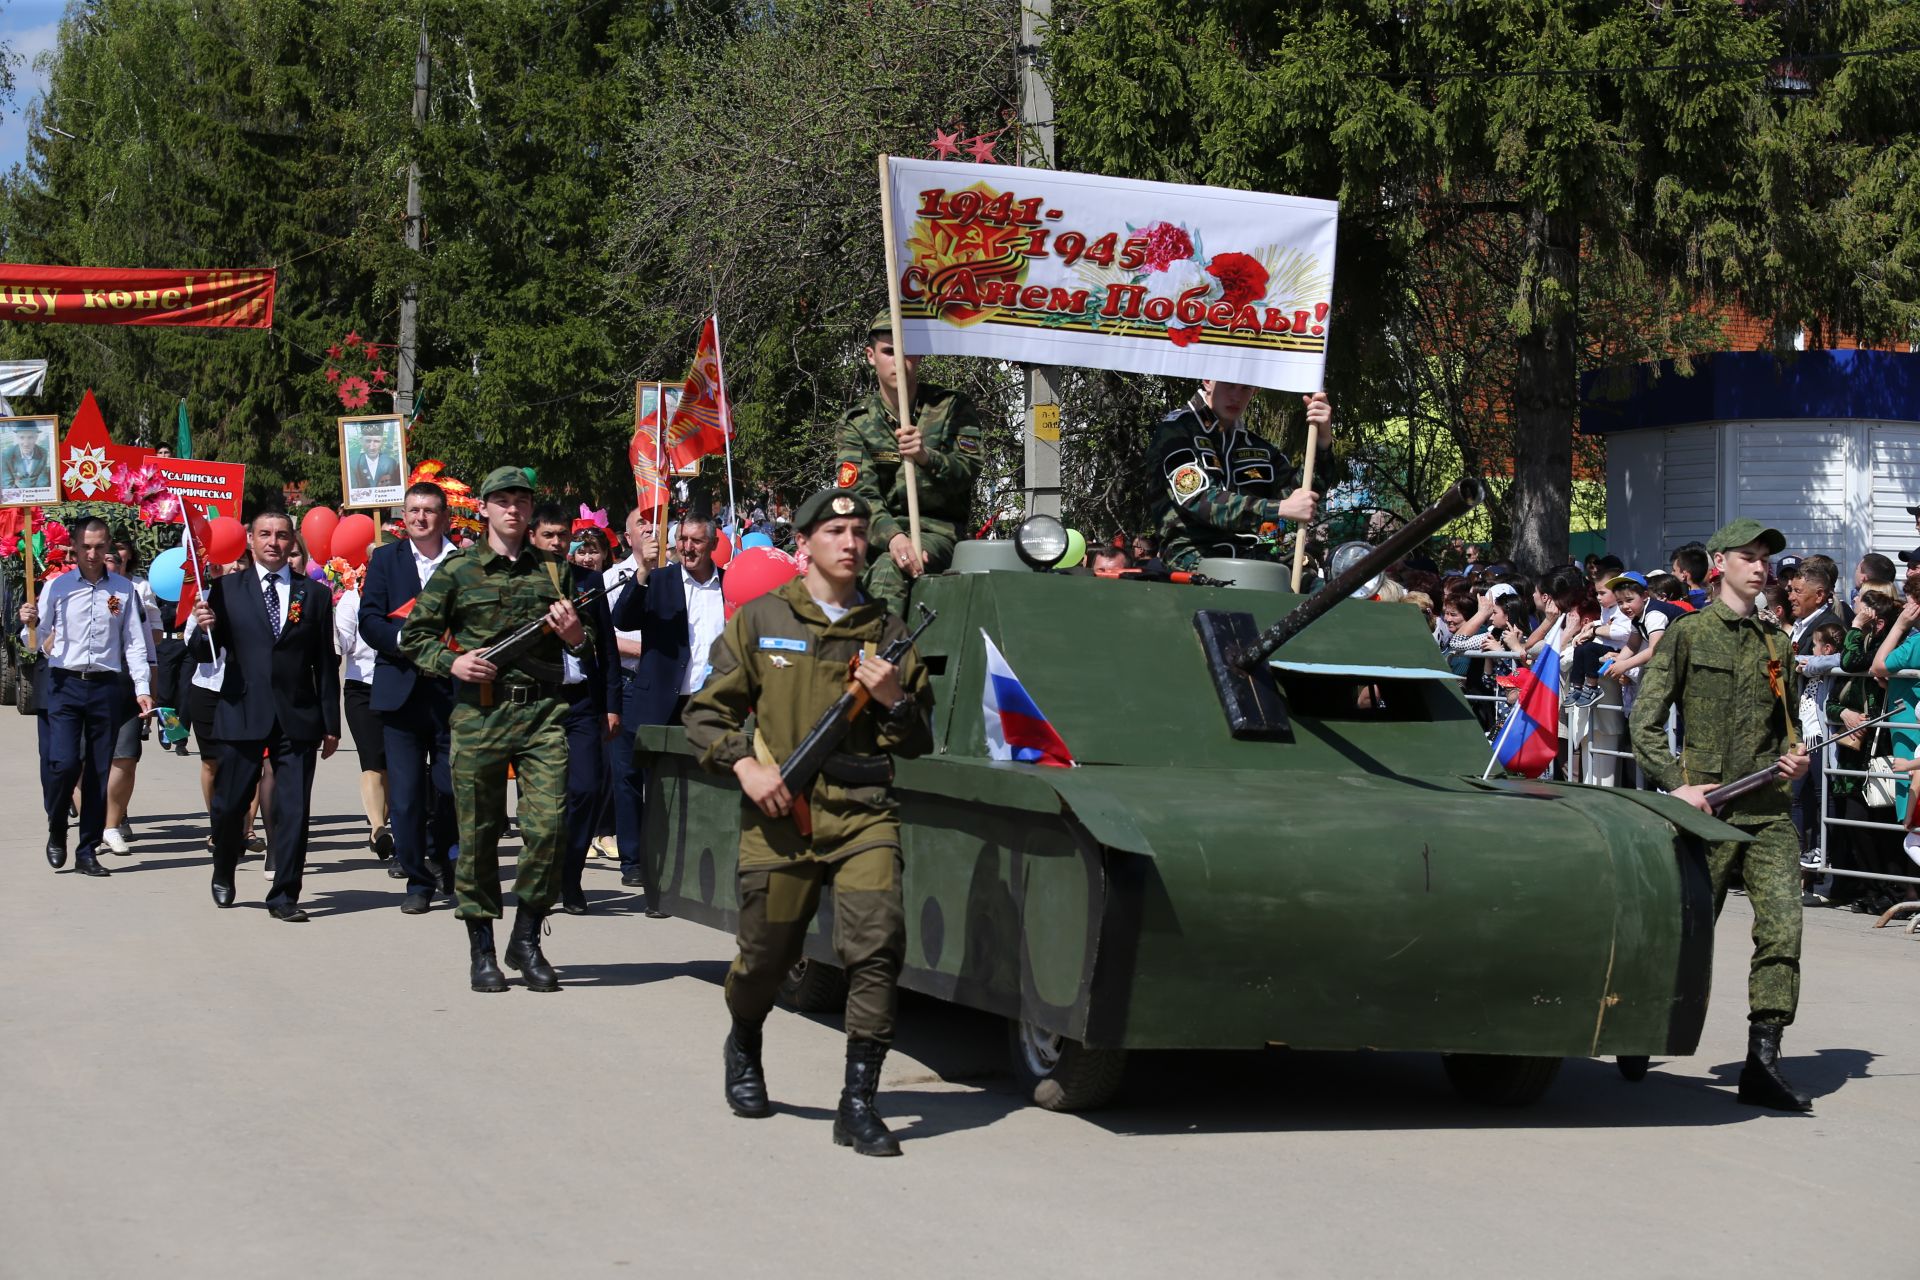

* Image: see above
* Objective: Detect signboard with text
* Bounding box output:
[143,455,245,519]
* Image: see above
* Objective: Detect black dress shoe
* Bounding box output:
[620,871,644,887]
[74,853,112,878]
[45,837,68,870]
[267,904,310,922]
[400,890,432,915]
[211,880,236,908]
[645,908,670,919]
[386,864,406,880]
[560,899,589,916]
[371,825,394,860]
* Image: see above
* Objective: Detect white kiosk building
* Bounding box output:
[1587,350,1920,572]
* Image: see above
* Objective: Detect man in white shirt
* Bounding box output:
[609,516,724,908]
[604,509,657,869]
[16,517,153,876]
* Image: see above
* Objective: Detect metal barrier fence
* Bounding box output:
[1454,651,1920,918]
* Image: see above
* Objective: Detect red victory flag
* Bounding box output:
[59,389,145,500]
[665,316,733,471]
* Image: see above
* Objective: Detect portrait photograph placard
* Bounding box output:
[338,413,407,510]
[0,415,61,506]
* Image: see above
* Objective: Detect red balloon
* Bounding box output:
[332,513,377,568]
[711,531,734,569]
[300,506,339,562]
[205,516,246,564]
[721,546,800,619]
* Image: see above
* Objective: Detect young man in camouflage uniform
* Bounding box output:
[1629,517,1814,1111]
[684,488,935,1156]
[832,311,983,615]
[401,467,591,994]
[1146,382,1334,571]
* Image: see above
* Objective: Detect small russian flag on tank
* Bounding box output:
[981,630,1077,768]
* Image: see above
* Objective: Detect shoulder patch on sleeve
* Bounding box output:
[1169,461,1209,505]
[956,435,980,454]
[836,460,859,488]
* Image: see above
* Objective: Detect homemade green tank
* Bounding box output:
[636,500,1737,1112]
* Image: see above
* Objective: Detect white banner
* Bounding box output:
[883,158,1337,392]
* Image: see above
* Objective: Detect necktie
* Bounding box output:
[263,572,282,637]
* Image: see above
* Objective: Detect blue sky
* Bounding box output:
[1,0,66,174]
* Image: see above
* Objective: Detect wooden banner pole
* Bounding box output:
[1289,420,1320,593]
[877,152,923,559]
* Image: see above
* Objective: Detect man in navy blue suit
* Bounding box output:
[189,511,341,921]
[360,481,461,915]
[610,516,725,914]
[531,507,626,914]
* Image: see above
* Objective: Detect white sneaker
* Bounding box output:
[1799,847,1824,870]
[102,826,131,855]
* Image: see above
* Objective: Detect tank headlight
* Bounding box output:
[1014,514,1069,570]
[1328,540,1386,598]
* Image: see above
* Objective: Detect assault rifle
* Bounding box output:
[1702,698,1910,811]
[473,571,633,707]
[781,602,938,835]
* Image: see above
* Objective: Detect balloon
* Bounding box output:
[307,563,329,583]
[721,546,800,620]
[206,516,246,564]
[711,531,734,569]
[741,531,774,550]
[301,506,339,562]
[332,513,377,568]
[148,546,188,600]
[1060,527,1088,569]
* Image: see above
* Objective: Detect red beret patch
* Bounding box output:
[836,460,859,488]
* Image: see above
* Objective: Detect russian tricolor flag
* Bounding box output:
[982,631,1076,768]
[1486,618,1563,779]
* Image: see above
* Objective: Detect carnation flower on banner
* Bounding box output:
[665,316,733,471]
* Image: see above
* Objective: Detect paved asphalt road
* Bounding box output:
[2,715,1916,1279]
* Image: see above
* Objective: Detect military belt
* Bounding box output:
[460,679,566,706]
[819,752,892,787]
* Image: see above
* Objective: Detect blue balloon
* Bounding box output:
[148,546,188,600]
[741,531,775,550]
[308,563,329,583]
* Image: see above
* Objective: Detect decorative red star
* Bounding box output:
[326,343,343,359]
[325,368,342,383]
[371,367,389,385]
[929,128,961,159]
[344,329,361,347]
[964,132,1000,163]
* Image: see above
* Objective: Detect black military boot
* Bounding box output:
[1737,1022,1812,1112]
[723,1019,772,1118]
[502,903,560,992]
[466,920,507,993]
[833,1039,902,1157]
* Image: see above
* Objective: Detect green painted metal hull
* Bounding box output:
[640,567,1729,1060]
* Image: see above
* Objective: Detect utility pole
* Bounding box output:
[1018,1,1061,519]
[396,16,428,421]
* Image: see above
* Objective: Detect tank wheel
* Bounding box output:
[1007,1018,1126,1112]
[1442,1053,1563,1106]
[1616,1055,1651,1082]
[777,957,848,1013]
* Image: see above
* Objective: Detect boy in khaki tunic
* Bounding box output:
[683,488,934,1155]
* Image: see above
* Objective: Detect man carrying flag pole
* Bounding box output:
[1484,618,1565,779]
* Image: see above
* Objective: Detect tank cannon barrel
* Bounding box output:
[1233,478,1486,670]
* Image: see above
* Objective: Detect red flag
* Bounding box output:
[665,316,732,471]
[174,505,209,630]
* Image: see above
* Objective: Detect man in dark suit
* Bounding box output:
[532,507,625,914]
[360,481,461,914]
[190,511,341,920]
[1785,558,1842,856]
[610,516,724,914]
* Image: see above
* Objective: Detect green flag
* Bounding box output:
[175,399,192,460]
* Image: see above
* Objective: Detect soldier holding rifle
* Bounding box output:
[683,488,934,1156]
[1629,518,1814,1111]
[401,466,592,995]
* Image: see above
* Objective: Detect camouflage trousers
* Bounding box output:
[1707,813,1803,1026]
[447,696,568,920]
[725,842,906,1045]
[861,526,956,618]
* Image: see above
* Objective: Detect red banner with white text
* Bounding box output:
[0,263,275,329]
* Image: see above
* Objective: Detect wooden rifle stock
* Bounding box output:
[1702,698,1909,812]
[781,603,937,836]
